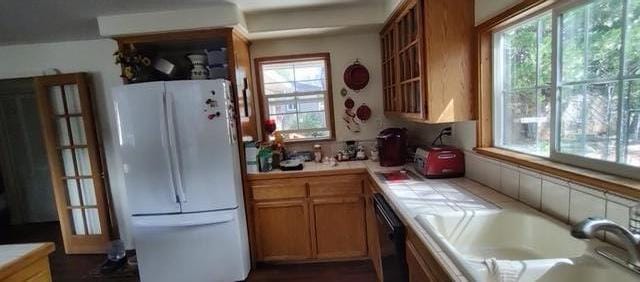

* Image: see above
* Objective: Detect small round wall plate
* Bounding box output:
[343,60,370,91]
[340,87,348,97]
[356,104,372,121]
[344,97,355,109]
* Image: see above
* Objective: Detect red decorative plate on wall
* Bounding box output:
[343,60,369,91]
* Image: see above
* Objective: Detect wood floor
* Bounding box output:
[247,260,377,282]
[1,222,138,282]
[2,222,377,282]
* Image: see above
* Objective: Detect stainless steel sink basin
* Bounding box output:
[416,210,640,281]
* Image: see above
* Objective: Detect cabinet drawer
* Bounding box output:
[251,180,307,200]
[308,175,363,197]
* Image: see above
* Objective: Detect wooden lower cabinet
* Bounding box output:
[249,173,369,262]
[366,177,383,281]
[253,200,312,261]
[406,239,433,282]
[311,197,367,258]
[406,231,452,281]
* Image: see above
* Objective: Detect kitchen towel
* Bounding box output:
[484,257,524,282]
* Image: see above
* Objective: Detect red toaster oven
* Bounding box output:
[414,146,465,178]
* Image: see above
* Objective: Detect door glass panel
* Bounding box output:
[56,118,70,146]
[69,117,86,145]
[65,180,81,206]
[70,208,86,235]
[80,179,97,205]
[75,148,92,175]
[84,208,101,235]
[60,149,76,176]
[64,84,82,114]
[49,86,65,115]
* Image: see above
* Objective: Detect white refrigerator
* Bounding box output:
[112,80,250,282]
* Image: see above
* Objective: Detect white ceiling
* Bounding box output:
[0,0,376,45]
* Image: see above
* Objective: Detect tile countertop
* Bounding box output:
[249,161,538,281]
[0,242,55,279]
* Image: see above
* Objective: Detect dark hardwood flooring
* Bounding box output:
[1,222,138,282]
[247,260,377,282]
[2,222,377,282]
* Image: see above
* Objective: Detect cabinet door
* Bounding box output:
[311,197,367,258]
[366,178,383,281]
[406,239,434,282]
[253,200,312,261]
[406,232,452,281]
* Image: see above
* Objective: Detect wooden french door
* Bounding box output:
[34,73,111,254]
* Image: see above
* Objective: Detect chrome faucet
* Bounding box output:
[572,217,640,273]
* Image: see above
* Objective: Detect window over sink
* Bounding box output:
[255,53,335,142]
[491,0,640,179]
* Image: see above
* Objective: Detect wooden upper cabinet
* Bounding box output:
[381,0,474,123]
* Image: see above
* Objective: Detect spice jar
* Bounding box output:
[313,144,323,163]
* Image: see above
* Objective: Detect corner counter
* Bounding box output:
[0,242,55,282]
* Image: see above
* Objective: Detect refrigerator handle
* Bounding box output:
[165,92,187,203]
[161,93,179,204]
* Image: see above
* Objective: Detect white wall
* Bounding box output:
[475,0,521,25]
[0,39,133,248]
[251,31,392,142]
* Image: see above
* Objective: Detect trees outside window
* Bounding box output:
[493,0,640,176]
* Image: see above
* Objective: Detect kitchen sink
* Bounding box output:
[416,210,639,281]
[418,210,587,260]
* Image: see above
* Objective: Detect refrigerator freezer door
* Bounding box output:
[113,82,181,215]
[165,80,243,213]
[132,209,250,282]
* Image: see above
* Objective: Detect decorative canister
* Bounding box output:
[187,54,209,80]
[313,144,323,163]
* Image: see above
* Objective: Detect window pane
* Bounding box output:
[294,61,325,81]
[298,112,326,130]
[499,89,551,156]
[282,130,330,141]
[626,0,640,76]
[270,114,298,131]
[260,56,332,141]
[495,13,551,156]
[264,82,294,95]
[562,6,587,82]
[298,94,325,112]
[502,20,538,90]
[295,80,325,92]
[540,15,553,85]
[267,96,297,114]
[262,66,294,83]
[561,0,623,82]
[623,80,640,166]
[559,83,619,162]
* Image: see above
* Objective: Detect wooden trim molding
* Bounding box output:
[253,53,336,143]
[475,147,640,199]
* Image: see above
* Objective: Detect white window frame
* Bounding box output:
[492,0,640,180]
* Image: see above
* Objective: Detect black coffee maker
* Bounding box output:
[376,128,408,167]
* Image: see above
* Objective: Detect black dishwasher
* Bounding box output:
[373,193,408,282]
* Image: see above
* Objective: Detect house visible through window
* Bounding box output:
[255,53,334,142]
[492,0,640,178]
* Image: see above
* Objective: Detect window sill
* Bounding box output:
[473,147,640,199]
